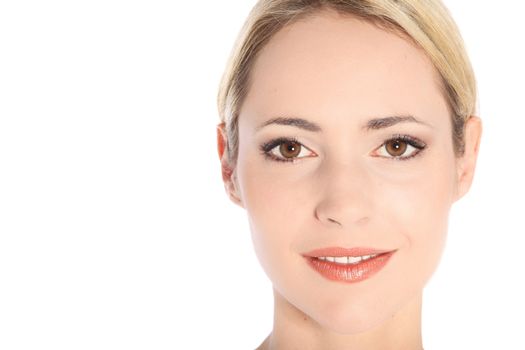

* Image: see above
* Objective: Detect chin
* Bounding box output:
[305,283,424,336]
[307,297,395,335]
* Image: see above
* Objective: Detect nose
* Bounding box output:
[314,158,373,228]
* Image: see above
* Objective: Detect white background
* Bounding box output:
[0,1,523,349]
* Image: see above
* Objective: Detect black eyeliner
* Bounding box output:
[259,136,301,163]
[384,134,427,161]
[259,134,428,163]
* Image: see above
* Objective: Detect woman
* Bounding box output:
[216,0,482,349]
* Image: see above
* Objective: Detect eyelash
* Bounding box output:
[259,134,427,163]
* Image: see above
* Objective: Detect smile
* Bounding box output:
[302,248,397,283]
[315,254,379,264]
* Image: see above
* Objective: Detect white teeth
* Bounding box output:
[334,256,348,264]
[316,254,379,265]
[347,256,362,264]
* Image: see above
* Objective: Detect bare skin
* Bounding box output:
[256,289,423,350]
[218,8,481,350]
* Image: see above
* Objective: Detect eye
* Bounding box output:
[259,137,317,163]
[373,135,427,161]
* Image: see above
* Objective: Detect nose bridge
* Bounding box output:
[314,156,373,227]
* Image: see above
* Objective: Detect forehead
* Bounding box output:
[240,10,449,129]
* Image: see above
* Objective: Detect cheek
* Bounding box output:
[381,156,456,288]
[237,159,302,279]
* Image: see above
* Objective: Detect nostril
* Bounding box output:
[328,218,342,225]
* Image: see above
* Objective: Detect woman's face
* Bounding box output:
[229,10,463,334]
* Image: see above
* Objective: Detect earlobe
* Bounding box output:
[216,122,244,208]
[228,169,244,207]
[454,116,483,202]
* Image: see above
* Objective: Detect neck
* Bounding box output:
[258,288,424,350]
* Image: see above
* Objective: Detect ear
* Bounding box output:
[454,116,483,202]
[217,122,244,208]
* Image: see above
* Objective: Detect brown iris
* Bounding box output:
[385,139,408,157]
[279,141,301,159]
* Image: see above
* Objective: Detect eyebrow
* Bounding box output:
[256,117,322,133]
[364,115,433,130]
[255,115,432,133]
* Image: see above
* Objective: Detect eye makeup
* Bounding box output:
[379,134,427,161]
[259,136,314,163]
[259,134,427,163]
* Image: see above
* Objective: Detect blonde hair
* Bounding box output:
[217,0,477,165]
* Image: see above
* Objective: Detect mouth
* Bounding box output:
[302,247,397,283]
[314,254,381,264]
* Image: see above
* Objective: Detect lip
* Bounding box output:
[302,247,397,283]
